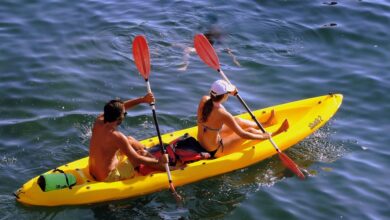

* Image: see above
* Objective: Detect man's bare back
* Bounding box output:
[89,115,125,180]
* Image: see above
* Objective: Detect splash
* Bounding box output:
[139,118,154,130]
[0,155,17,167]
[250,123,348,186]
[74,122,92,144]
[292,124,348,163]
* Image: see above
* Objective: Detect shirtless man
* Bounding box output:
[89,93,168,182]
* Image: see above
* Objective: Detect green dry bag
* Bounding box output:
[37,169,76,192]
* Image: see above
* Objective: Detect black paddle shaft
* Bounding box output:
[150,107,167,154]
[235,94,267,133]
[144,78,166,154]
[235,93,282,153]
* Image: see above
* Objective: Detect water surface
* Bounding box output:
[1,1,389,219]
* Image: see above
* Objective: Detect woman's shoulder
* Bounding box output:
[199,95,210,105]
[217,106,232,117]
[201,95,210,101]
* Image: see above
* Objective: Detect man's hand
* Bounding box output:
[261,132,272,140]
[137,149,150,157]
[158,154,169,163]
[143,92,155,104]
[158,153,169,165]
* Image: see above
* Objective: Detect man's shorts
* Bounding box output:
[104,156,135,182]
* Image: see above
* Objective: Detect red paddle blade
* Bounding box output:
[278,152,305,179]
[132,35,151,79]
[194,34,220,71]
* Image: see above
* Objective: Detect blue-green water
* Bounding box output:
[1,0,389,219]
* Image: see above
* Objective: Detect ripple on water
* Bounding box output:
[1,0,390,219]
[0,155,17,168]
[232,18,313,68]
[294,124,348,164]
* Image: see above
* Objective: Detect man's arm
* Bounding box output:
[123,93,155,110]
[224,48,241,67]
[116,133,167,169]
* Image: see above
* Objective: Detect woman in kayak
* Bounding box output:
[197,80,286,157]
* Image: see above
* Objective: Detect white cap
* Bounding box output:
[210,80,236,96]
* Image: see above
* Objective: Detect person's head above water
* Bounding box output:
[204,26,224,45]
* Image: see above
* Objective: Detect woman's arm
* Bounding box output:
[221,111,270,140]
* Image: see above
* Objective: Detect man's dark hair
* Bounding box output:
[104,100,124,123]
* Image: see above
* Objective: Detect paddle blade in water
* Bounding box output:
[132,35,151,79]
[169,182,183,205]
[194,34,220,71]
[278,152,305,179]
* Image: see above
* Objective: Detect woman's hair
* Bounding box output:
[201,93,225,122]
[104,100,124,123]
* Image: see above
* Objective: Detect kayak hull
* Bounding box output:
[15,94,343,206]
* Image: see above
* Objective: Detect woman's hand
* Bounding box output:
[230,88,238,96]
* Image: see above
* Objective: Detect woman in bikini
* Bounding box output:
[197,80,278,158]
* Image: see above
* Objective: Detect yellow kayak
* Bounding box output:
[15,94,343,206]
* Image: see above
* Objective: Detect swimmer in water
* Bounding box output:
[175,27,241,71]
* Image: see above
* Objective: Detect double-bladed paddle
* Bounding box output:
[194,34,305,179]
[132,35,183,202]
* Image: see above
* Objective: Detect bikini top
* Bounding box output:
[200,103,226,133]
[201,124,221,133]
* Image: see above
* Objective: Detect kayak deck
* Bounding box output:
[15,94,343,206]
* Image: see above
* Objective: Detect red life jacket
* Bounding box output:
[138,134,210,175]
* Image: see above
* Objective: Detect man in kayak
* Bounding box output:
[89,93,168,182]
[197,80,289,157]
